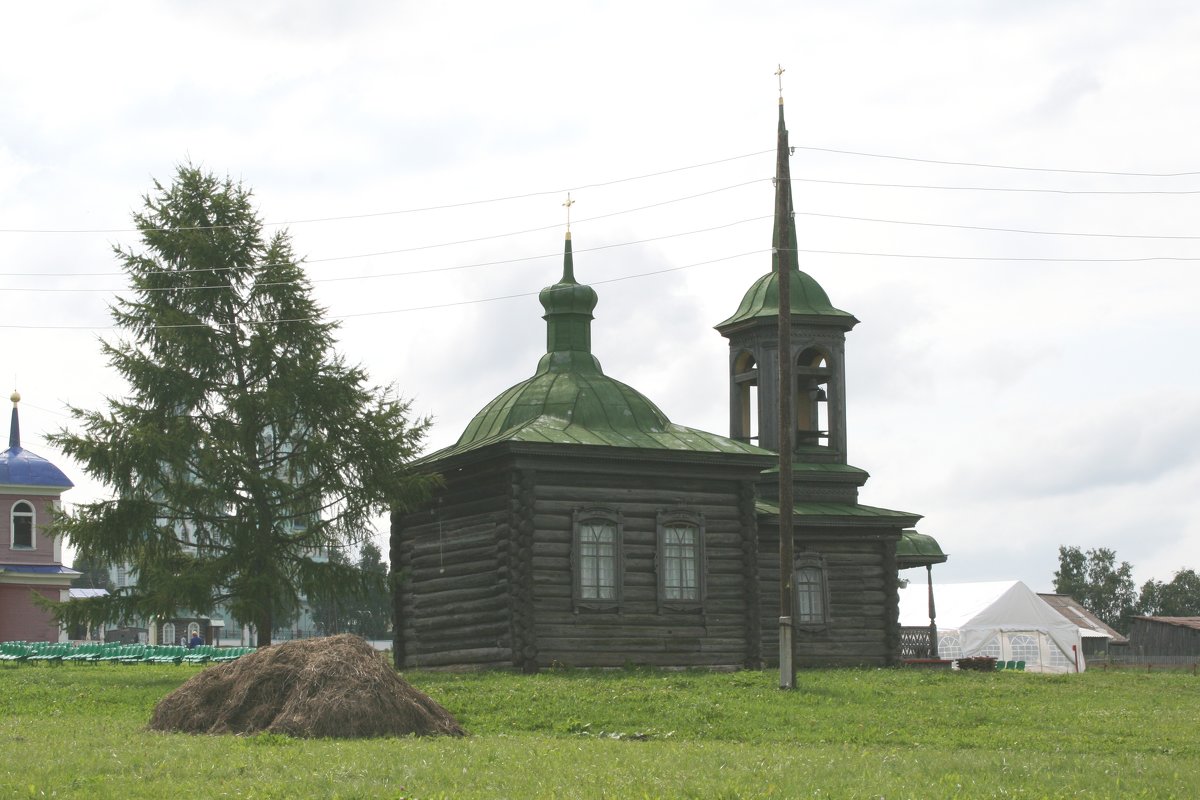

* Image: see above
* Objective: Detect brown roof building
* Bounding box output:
[1037,593,1127,655]
[1127,616,1200,658]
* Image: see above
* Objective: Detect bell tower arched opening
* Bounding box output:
[794,348,832,450]
[731,351,759,443]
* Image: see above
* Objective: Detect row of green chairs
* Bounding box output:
[996,660,1026,671]
[0,641,39,661]
[0,640,254,664]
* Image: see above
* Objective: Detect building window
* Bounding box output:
[938,632,963,660]
[162,622,176,646]
[657,511,705,605]
[573,508,621,608]
[11,501,35,549]
[1008,634,1041,666]
[793,553,829,628]
[978,635,1002,659]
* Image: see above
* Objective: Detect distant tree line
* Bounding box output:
[307,540,392,640]
[1053,545,1200,634]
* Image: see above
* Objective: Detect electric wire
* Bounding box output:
[5,196,1199,286]
[0,180,770,279]
[0,250,770,330]
[0,150,775,235]
[4,241,1197,331]
[791,145,1200,177]
[793,177,1200,195]
[0,216,774,293]
[795,211,1200,240]
[5,143,1200,236]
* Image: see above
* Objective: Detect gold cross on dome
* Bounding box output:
[563,193,575,231]
[775,64,786,96]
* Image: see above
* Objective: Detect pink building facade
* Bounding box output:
[0,392,76,642]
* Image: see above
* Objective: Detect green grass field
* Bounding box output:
[1,662,1196,798]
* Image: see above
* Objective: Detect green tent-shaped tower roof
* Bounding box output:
[715,267,857,331]
[425,233,772,463]
[715,101,858,334]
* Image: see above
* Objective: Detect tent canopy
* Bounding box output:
[899,580,1084,673]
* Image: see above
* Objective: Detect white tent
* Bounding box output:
[898,580,1085,673]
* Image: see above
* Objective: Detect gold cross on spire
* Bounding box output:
[563,193,575,231]
[775,64,786,97]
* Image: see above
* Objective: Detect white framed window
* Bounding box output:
[938,632,963,659]
[573,508,621,608]
[1047,641,1073,669]
[11,501,35,549]
[793,553,829,629]
[657,511,704,606]
[162,622,176,646]
[1008,634,1040,666]
[978,635,1002,659]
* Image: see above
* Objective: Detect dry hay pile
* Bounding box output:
[148,634,464,739]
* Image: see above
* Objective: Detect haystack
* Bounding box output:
[148,634,464,738]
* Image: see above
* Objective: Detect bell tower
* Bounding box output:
[714,98,858,464]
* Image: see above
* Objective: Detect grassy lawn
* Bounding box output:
[1,662,1196,798]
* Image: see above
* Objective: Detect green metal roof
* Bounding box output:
[715,268,858,331]
[755,499,921,525]
[423,235,776,465]
[896,530,949,568]
[717,102,856,333]
[760,462,869,477]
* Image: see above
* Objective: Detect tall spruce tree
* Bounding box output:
[50,165,436,645]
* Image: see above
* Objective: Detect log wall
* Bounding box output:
[757,524,902,667]
[528,470,754,669]
[393,468,513,669]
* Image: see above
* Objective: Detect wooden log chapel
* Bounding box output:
[391,96,946,671]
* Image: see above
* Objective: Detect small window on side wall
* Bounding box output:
[657,510,705,608]
[793,553,829,630]
[573,508,622,609]
[12,501,35,549]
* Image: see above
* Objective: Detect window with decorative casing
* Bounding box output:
[11,501,35,549]
[656,510,705,607]
[793,553,830,629]
[572,508,622,608]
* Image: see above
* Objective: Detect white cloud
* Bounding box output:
[2,1,1197,589]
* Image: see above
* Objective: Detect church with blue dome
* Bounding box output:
[390,98,946,671]
[0,392,78,642]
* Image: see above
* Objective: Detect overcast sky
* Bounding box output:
[3,1,1198,594]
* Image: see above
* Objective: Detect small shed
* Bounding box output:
[1037,593,1128,656]
[898,580,1085,673]
[1127,616,1200,658]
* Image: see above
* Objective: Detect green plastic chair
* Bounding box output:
[994,660,1005,671]
[1015,661,1026,671]
[1005,661,1018,670]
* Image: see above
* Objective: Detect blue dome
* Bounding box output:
[2,400,73,490]
[0,446,73,489]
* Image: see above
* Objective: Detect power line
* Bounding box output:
[794,177,1200,195]
[0,150,774,235]
[792,247,1200,263]
[6,142,1200,237]
[0,250,770,330]
[0,216,773,293]
[5,242,1198,332]
[796,211,1200,240]
[0,180,770,278]
[792,145,1200,177]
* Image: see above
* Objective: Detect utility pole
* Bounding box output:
[775,64,796,690]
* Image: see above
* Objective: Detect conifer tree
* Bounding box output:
[50,165,436,645]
